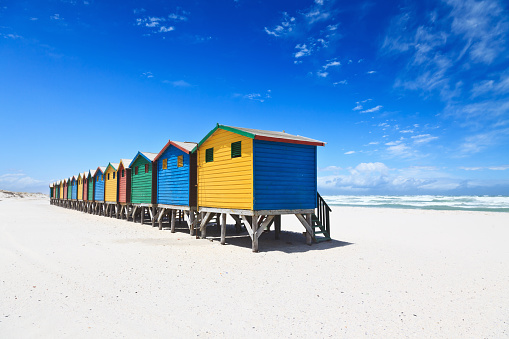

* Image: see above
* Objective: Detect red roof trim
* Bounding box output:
[254,135,325,146]
[154,140,191,161]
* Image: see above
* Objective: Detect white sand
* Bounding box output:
[1,197,508,337]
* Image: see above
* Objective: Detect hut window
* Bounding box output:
[113,172,116,179]
[135,166,139,175]
[177,155,183,167]
[122,169,125,177]
[206,148,214,162]
[231,141,241,158]
[108,173,110,180]
[162,159,168,170]
[145,164,149,173]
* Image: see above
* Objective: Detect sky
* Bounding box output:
[1,0,509,195]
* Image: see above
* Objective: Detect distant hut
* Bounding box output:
[77,172,84,211]
[104,162,120,217]
[85,169,95,213]
[70,176,78,210]
[193,124,329,251]
[128,152,158,226]
[49,183,54,204]
[66,178,72,206]
[83,172,88,202]
[61,179,66,202]
[117,159,132,220]
[154,140,197,232]
[55,181,61,205]
[93,167,106,215]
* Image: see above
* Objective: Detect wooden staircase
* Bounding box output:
[313,192,332,242]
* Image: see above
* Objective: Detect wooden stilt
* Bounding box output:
[220,213,227,245]
[140,207,145,224]
[252,216,259,252]
[170,210,176,233]
[151,206,156,227]
[275,215,281,240]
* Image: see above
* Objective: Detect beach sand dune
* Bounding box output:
[1,197,508,337]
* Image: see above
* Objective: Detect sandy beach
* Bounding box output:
[1,195,508,337]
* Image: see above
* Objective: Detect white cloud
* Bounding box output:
[366,70,376,74]
[360,105,383,113]
[344,151,355,155]
[264,12,296,37]
[1,33,22,39]
[158,26,174,33]
[352,102,363,111]
[411,134,438,144]
[294,43,311,58]
[333,80,348,85]
[323,60,341,69]
[317,71,328,78]
[50,14,61,20]
[141,72,154,78]
[164,80,191,87]
[0,173,44,191]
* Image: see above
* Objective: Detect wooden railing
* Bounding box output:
[316,192,331,235]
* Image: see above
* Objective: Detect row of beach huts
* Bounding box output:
[49,124,332,252]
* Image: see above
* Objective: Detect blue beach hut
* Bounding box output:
[154,140,197,232]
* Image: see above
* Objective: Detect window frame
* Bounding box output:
[231,141,242,158]
[205,147,214,163]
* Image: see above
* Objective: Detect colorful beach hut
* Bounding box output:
[93,167,106,215]
[83,172,88,202]
[129,152,157,225]
[85,169,95,213]
[49,183,54,203]
[104,162,119,217]
[193,124,329,251]
[60,179,65,201]
[117,159,132,220]
[66,178,72,205]
[154,140,197,232]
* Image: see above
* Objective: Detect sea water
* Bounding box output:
[322,195,509,213]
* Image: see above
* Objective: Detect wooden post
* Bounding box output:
[171,209,176,233]
[190,211,195,236]
[275,215,281,240]
[140,207,144,224]
[158,208,164,230]
[221,213,226,245]
[305,213,313,245]
[151,206,156,227]
[252,215,259,253]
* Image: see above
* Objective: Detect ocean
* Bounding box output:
[322,195,509,213]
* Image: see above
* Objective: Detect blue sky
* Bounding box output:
[1,0,508,195]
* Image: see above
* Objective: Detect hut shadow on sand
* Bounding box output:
[155,220,352,254]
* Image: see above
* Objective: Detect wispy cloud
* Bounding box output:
[344,151,355,155]
[136,8,188,34]
[294,43,311,58]
[333,80,348,85]
[141,71,154,78]
[264,12,296,37]
[360,105,383,113]
[0,173,44,191]
[236,90,272,103]
[411,134,439,144]
[163,80,191,87]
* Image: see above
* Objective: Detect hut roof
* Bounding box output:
[50,183,54,187]
[106,162,120,172]
[128,152,157,168]
[93,166,107,177]
[192,124,325,152]
[154,140,198,161]
[119,159,133,168]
